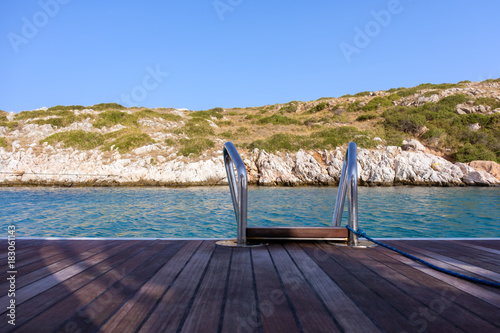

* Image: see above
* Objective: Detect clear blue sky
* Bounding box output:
[1,0,500,112]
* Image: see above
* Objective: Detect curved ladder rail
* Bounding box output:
[333,142,359,246]
[223,142,248,246]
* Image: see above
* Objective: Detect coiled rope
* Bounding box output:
[346,226,500,289]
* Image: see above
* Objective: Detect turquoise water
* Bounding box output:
[0,186,499,238]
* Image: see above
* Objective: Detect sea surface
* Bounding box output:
[0,186,499,238]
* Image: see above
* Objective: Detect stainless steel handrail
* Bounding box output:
[333,142,359,246]
[223,142,248,246]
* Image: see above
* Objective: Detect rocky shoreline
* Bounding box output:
[1,139,499,187]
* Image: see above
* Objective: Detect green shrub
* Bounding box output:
[356,114,377,121]
[179,138,215,156]
[164,138,175,146]
[220,131,234,139]
[437,94,467,108]
[311,126,377,149]
[423,90,439,97]
[90,103,124,111]
[0,137,7,148]
[0,121,19,130]
[48,105,85,111]
[216,120,233,126]
[310,102,327,113]
[245,114,261,120]
[135,109,182,121]
[474,97,500,110]
[237,127,250,134]
[347,102,361,112]
[248,133,312,152]
[279,103,298,113]
[104,132,153,153]
[190,107,223,119]
[34,115,76,128]
[41,130,105,150]
[258,114,300,125]
[174,119,215,136]
[353,91,370,97]
[421,127,445,140]
[387,94,401,101]
[396,87,420,98]
[363,97,392,111]
[382,106,426,134]
[452,143,497,163]
[93,111,138,128]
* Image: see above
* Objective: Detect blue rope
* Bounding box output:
[346,226,500,289]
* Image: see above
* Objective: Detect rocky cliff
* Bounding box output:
[1,79,499,186]
[1,139,498,186]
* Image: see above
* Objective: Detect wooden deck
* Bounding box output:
[1,238,500,332]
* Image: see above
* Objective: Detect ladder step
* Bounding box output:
[247,227,348,240]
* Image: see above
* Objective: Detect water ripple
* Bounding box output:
[0,186,498,238]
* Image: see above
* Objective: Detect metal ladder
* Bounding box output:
[219,141,361,247]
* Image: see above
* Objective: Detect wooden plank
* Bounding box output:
[221,247,260,333]
[269,243,341,333]
[0,239,110,294]
[380,244,500,309]
[0,239,47,259]
[365,244,500,330]
[50,240,187,333]
[384,240,500,283]
[97,241,202,332]
[431,240,500,273]
[0,240,151,331]
[338,243,499,332]
[301,242,413,332]
[180,245,232,333]
[140,241,216,332]
[247,227,348,240]
[251,245,299,333]
[330,243,461,332]
[287,243,381,332]
[0,240,122,308]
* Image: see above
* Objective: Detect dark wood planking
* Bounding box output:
[286,243,381,332]
[251,245,300,333]
[53,240,187,333]
[2,239,499,333]
[221,247,260,333]
[427,240,500,273]
[384,240,500,283]
[379,244,500,309]
[365,244,500,329]
[139,241,216,332]
[302,242,414,332]
[329,243,462,332]
[0,239,48,258]
[1,240,151,331]
[0,240,122,308]
[180,244,232,333]
[13,241,174,333]
[0,240,123,296]
[247,227,347,240]
[269,243,342,333]
[461,239,500,251]
[98,241,202,332]
[338,244,499,332]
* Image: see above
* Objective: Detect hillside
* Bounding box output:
[0,79,499,186]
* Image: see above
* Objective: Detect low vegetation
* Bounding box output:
[0,137,7,148]
[4,78,499,162]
